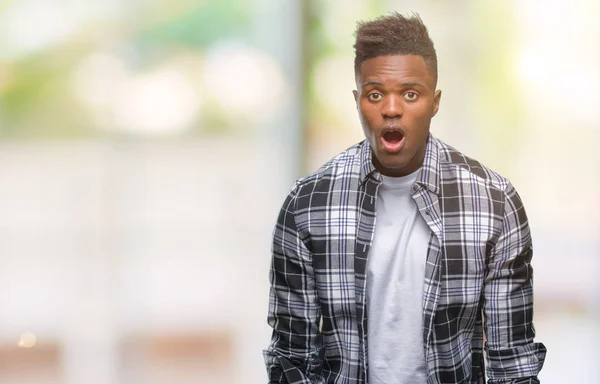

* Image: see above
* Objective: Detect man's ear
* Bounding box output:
[432,89,442,116]
[353,90,359,108]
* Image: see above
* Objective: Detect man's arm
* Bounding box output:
[263,184,324,384]
[483,182,547,384]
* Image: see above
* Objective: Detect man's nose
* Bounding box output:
[381,95,403,119]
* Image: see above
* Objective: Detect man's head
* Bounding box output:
[353,13,441,177]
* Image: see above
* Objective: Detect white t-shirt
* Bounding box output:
[366,170,430,383]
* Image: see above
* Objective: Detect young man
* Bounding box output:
[264,13,546,384]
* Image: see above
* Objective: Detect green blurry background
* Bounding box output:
[0,0,598,383]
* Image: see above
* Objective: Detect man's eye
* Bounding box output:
[368,93,383,101]
[403,92,418,101]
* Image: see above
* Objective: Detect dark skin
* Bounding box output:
[353,55,442,177]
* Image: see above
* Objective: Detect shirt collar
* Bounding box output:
[359,133,442,195]
[359,141,377,185]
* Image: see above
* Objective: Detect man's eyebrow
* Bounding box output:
[399,82,426,88]
[361,81,426,88]
[361,80,384,87]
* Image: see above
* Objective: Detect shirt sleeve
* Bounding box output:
[483,181,547,383]
[263,184,324,384]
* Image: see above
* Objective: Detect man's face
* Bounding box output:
[353,55,441,177]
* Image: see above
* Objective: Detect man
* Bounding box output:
[264,12,546,384]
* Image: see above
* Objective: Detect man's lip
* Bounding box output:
[380,134,405,153]
[381,125,404,135]
[379,125,406,153]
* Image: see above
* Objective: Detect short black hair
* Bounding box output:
[354,12,437,80]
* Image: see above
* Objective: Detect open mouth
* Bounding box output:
[383,130,403,144]
[381,129,405,153]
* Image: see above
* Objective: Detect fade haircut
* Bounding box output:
[354,12,437,81]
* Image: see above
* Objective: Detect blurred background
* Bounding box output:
[0,0,598,383]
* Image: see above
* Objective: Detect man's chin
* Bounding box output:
[375,152,409,168]
[373,155,410,173]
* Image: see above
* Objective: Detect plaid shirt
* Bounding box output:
[264,134,546,384]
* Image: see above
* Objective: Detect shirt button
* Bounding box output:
[412,184,418,191]
[425,209,431,215]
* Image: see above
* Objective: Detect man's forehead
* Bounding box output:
[360,55,428,72]
[357,55,436,86]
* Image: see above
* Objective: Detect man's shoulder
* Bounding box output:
[292,141,365,193]
[434,136,511,192]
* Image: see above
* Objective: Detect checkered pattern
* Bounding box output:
[264,135,546,384]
